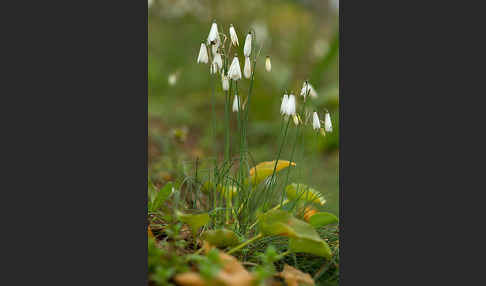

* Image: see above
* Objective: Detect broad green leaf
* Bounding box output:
[176,211,210,236]
[148,182,173,212]
[202,229,241,247]
[258,209,296,237]
[308,212,338,228]
[247,160,296,186]
[259,209,332,258]
[289,237,332,259]
[285,183,326,206]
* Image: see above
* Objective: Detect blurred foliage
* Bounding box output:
[148,0,339,213]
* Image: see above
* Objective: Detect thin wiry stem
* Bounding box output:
[264,117,291,211]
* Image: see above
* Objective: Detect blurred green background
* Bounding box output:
[148,0,339,214]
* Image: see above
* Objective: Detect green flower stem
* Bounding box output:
[276,250,291,260]
[227,233,263,254]
[264,117,291,210]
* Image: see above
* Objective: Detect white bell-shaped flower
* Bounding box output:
[324,112,333,132]
[207,21,220,46]
[197,43,209,64]
[232,95,240,112]
[222,73,229,91]
[244,56,251,79]
[280,94,288,115]
[243,32,252,57]
[228,56,242,80]
[229,24,239,46]
[265,56,271,72]
[210,61,218,74]
[312,112,321,130]
[300,81,318,99]
[213,53,223,71]
[285,94,296,116]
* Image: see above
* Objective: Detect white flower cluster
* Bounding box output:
[197,21,256,84]
[197,21,335,136]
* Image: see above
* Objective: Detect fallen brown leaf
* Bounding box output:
[174,251,255,286]
[174,272,206,286]
[279,264,315,286]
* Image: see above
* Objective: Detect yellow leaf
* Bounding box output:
[285,183,326,206]
[247,160,296,185]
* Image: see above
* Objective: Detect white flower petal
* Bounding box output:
[265,56,271,72]
[312,112,321,130]
[213,53,223,70]
[228,56,242,80]
[244,33,252,57]
[244,56,251,79]
[197,43,209,64]
[222,73,229,91]
[324,112,333,132]
[207,22,220,45]
[286,94,296,116]
[232,95,239,112]
[229,25,239,46]
[280,94,288,114]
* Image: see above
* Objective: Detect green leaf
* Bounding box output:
[148,182,173,212]
[176,211,210,236]
[285,183,326,205]
[308,212,338,228]
[289,237,332,259]
[259,209,332,259]
[202,229,241,247]
[258,209,295,237]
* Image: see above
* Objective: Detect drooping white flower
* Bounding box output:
[300,81,318,99]
[197,43,209,64]
[207,21,220,46]
[213,53,223,71]
[300,81,310,97]
[232,95,240,112]
[210,61,218,74]
[222,73,229,91]
[228,56,242,80]
[229,24,239,46]
[285,94,296,116]
[324,112,333,132]
[280,94,288,114]
[168,73,177,86]
[265,56,271,72]
[312,112,321,130]
[244,56,251,79]
[243,32,252,57]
